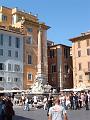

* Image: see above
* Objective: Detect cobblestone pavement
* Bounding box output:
[13,106,90,120]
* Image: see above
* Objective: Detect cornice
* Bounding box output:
[69,33,90,42]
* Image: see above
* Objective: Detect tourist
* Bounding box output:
[4,96,14,120]
[69,93,74,110]
[78,93,82,109]
[43,96,48,110]
[74,93,79,110]
[59,93,66,109]
[21,95,25,105]
[48,96,68,120]
[85,92,89,110]
[80,93,85,107]
[65,94,70,110]
[33,95,38,109]
[0,96,5,120]
[47,96,53,116]
[24,97,29,111]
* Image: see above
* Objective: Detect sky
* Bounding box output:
[0,0,90,46]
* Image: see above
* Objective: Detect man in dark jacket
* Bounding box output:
[85,92,89,110]
[5,97,14,120]
[47,96,53,116]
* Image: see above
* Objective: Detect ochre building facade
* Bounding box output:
[70,32,90,89]
[0,6,49,90]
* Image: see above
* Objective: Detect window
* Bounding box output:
[0,63,4,70]
[51,64,56,73]
[8,36,11,46]
[26,36,32,44]
[79,75,82,79]
[14,78,18,82]
[0,49,3,56]
[14,64,20,71]
[78,41,81,48]
[85,74,90,81]
[50,49,54,58]
[28,73,32,80]
[0,34,3,45]
[15,51,18,58]
[79,63,82,70]
[79,75,83,82]
[64,64,68,73]
[87,39,90,46]
[8,64,11,71]
[7,77,11,82]
[87,49,90,55]
[0,77,4,82]
[8,50,11,57]
[88,62,90,71]
[17,16,22,22]
[27,27,33,32]
[2,15,7,21]
[28,55,32,64]
[15,37,20,48]
[14,78,20,82]
[78,50,81,57]
[88,74,90,80]
[64,48,69,58]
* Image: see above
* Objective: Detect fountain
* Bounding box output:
[31,76,44,93]
[31,77,52,94]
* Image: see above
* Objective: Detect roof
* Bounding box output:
[48,43,71,48]
[69,31,90,42]
[0,6,12,10]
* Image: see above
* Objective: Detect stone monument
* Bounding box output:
[31,26,46,93]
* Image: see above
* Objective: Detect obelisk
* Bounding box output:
[37,26,45,84]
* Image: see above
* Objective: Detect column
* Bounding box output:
[37,26,42,74]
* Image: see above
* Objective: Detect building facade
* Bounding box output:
[0,6,49,90]
[48,44,73,90]
[70,32,90,89]
[0,27,23,90]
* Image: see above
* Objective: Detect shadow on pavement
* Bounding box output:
[13,115,34,120]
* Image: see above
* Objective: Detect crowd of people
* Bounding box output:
[13,91,90,112]
[0,91,90,120]
[47,91,90,120]
[47,92,90,111]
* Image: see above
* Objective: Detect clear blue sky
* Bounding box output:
[0,0,90,46]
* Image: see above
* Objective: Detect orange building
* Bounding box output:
[0,6,49,90]
[70,32,90,89]
[48,43,73,90]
